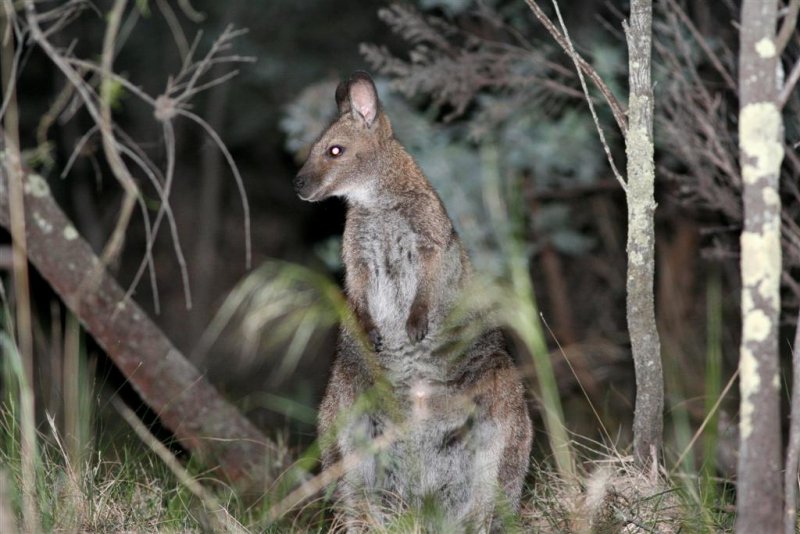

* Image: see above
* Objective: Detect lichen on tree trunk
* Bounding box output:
[625,0,663,467]
[735,1,784,531]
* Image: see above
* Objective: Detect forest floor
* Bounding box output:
[0,390,737,534]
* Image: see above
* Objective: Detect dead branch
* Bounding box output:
[776,0,800,54]
[780,56,800,108]
[155,0,190,60]
[0,166,284,489]
[24,3,254,313]
[523,0,628,133]
[663,0,736,91]
[97,0,138,271]
[23,0,155,307]
[550,0,627,192]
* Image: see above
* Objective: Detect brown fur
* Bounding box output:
[296,71,532,532]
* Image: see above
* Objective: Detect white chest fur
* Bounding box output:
[352,211,420,349]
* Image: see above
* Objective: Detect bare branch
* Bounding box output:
[24,0,148,297]
[129,121,192,310]
[177,108,252,268]
[523,0,628,133]
[663,0,737,91]
[31,13,254,302]
[780,57,800,108]
[0,15,24,123]
[155,0,190,60]
[550,0,627,192]
[97,0,139,270]
[776,0,800,54]
[786,306,800,534]
[178,0,205,23]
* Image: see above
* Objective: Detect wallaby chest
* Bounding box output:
[345,208,420,346]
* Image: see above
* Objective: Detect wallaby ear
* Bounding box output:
[348,71,379,127]
[335,79,350,114]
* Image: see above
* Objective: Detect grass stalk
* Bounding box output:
[0,6,37,531]
[702,271,722,510]
[480,140,575,480]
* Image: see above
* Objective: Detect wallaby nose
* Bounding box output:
[293,174,307,194]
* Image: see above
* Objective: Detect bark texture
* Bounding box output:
[736,1,784,532]
[624,0,663,467]
[0,168,282,490]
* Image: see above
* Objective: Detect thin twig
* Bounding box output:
[24,0,154,303]
[114,142,167,313]
[664,0,737,91]
[669,368,739,476]
[35,71,79,156]
[540,313,614,445]
[61,124,99,178]
[155,0,189,60]
[177,108,252,267]
[549,0,627,192]
[122,121,192,310]
[523,0,628,133]
[64,30,253,273]
[785,313,800,534]
[0,17,24,124]
[0,4,38,532]
[111,397,248,534]
[776,0,800,54]
[97,0,139,269]
[780,57,800,108]
[178,0,205,23]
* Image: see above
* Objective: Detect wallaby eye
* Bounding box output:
[328,145,344,158]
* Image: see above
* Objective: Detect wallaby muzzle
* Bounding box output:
[293,170,319,202]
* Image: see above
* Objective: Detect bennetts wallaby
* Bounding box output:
[295,71,532,532]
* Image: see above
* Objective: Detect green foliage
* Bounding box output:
[100,78,126,111]
[135,0,150,16]
[507,108,604,185]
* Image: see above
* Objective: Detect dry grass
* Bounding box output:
[522,454,719,533]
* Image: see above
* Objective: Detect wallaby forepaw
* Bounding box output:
[405,306,429,343]
[368,328,384,352]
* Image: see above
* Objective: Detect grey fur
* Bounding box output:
[296,71,532,532]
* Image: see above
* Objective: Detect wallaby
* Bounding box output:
[295,71,532,532]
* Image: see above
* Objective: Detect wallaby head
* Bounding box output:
[294,71,393,204]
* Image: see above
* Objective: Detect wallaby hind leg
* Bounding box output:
[465,359,532,531]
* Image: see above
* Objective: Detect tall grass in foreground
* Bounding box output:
[101,186,750,528]
[0,297,237,533]
[0,261,750,532]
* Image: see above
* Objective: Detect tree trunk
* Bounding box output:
[0,168,283,491]
[736,1,784,532]
[624,0,663,467]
